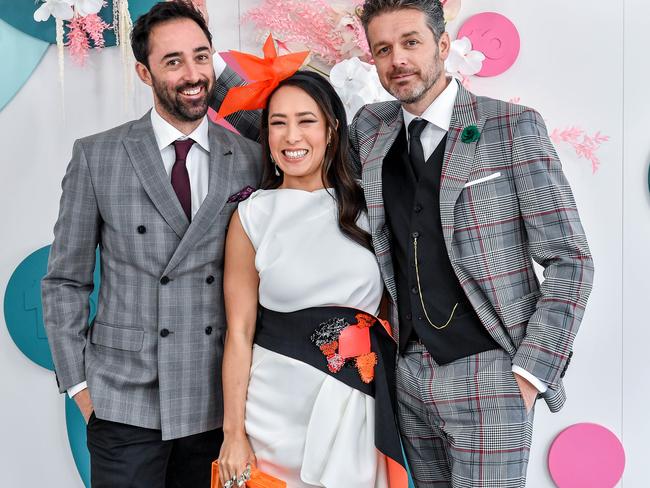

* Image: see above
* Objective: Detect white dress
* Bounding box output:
[238,188,388,488]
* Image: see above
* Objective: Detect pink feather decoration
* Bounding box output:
[243,0,370,66]
[551,127,609,174]
[65,4,110,66]
[83,13,110,49]
[66,17,90,66]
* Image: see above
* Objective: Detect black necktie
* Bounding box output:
[408,118,428,180]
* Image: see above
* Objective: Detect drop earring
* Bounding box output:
[270,155,280,176]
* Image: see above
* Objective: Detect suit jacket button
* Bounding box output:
[160,329,170,338]
[414,204,422,213]
[411,286,418,294]
[137,225,146,234]
[206,275,215,284]
[160,276,170,285]
[205,326,213,335]
[405,313,412,320]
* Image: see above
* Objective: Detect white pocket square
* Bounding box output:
[463,172,502,188]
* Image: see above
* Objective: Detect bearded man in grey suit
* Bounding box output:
[41,2,261,487]
[351,1,593,486]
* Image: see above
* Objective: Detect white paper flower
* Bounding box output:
[445,37,485,77]
[442,0,462,22]
[74,0,104,17]
[33,0,74,22]
[330,57,395,121]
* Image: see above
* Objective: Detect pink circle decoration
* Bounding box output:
[548,423,625,488]
[457,12,520,77]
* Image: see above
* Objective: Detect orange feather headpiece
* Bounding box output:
[218,35,310,119]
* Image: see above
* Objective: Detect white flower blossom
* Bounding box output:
[34,0,103,21]
[442,0,462,22]
[445,37,485,77]
[330,57,395,121]
[74,0,104,17]
[33,0,74,22]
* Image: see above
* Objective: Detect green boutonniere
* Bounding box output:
[461,125,480,143]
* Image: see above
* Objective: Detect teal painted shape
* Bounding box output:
[0,0,158,45]
[3,245,101,370]
[0,18,48,112]
[65,395,91,487]
[403,445,415,488]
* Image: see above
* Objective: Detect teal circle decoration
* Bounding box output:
[0,0,158,46]
[0,18,49,112]
[65,396,91,488]
[3,245,101,370]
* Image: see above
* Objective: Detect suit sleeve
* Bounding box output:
[348,108,363,179]
[510,109,594,390]
[41,140,101,393]
[212,65,263,143]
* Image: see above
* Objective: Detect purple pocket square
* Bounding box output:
[227,185,256,203]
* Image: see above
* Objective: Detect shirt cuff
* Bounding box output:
[512,366,548,393]
[67,381,88,398]
[213,52,227,78]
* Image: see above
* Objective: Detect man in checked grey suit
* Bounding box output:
[349,1,594,486]
[41,3,261,487]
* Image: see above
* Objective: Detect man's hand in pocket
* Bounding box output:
[73,388,94,424]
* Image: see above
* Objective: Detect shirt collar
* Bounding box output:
[150,107,210,153]
[402,77,458,135]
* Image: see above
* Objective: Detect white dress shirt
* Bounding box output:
[402,76,458,159]
[67,108,211,399]
[402,78,547,394]
[151,107,211,219]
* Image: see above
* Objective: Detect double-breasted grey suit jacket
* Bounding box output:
[42,112,262,440]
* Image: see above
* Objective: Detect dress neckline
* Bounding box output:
[267,187,334,195]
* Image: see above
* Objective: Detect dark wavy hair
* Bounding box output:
[131,0,212,69]
[260,71,372,251]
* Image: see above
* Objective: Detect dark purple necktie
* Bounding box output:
[171,139,194,221]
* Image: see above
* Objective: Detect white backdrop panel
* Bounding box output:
[0,1,645,486]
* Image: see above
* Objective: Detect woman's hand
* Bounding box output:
[218,431,257,487]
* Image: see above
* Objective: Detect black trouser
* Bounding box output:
[86,413,223,488]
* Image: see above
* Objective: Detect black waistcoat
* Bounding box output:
[382,128,499,363]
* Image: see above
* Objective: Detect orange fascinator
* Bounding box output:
[218,35,310,118]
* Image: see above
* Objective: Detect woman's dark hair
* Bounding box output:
[131,0,212,69]
[260,71,372,251]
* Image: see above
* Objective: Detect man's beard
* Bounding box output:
[153,76,214,122]
[387,53,443,105]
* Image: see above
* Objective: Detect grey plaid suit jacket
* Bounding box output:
[213,68,593,412]
[349,85,594,412]
[42,112,262,440]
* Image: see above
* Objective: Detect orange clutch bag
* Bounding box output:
[211,461,286,488]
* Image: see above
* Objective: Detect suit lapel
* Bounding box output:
[440,84,485,248]
[164,122,234,274]
[361,103,403,303]
[124,112,189,239]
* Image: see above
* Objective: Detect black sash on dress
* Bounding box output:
[255,306,407,482]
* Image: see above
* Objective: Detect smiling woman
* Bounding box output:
[266,86,330,192]
[217,70,408,487]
